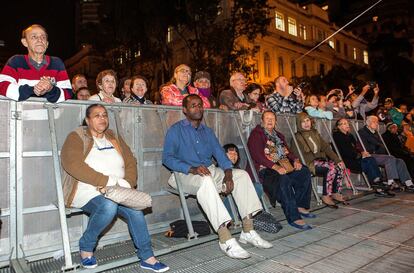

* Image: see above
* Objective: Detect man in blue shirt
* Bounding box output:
[163,94,272,259]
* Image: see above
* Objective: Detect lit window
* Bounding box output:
[363,50,369,64]
[167,27,173,43]
[264,52,271,77]
[288,17,297,36]
[275,12,285,31]
[299,24,307,40]
[329,40,335,49]
[316,29,324,42]
[322,5,328,11]
[372,16,378,22]
[353,48,357,60]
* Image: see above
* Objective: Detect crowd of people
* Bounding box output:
[2,24,414,272]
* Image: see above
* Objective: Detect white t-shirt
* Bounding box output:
[71,136,129,208]
[89,92,122,103]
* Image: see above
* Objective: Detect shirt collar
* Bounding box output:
[181,118,205,130]
[29,56,47,69]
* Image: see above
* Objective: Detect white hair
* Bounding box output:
[229,72,243,86]
[366,115,378,125]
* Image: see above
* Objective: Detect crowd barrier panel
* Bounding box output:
[0,98,378,270]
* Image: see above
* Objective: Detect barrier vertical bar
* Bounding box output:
[349,122,373,190]
[9,101,17,260]
[320,120,357,194]
[45,105,77,271]
[233,112,270,213]
[283,115,322,205]
[15,102,24,258]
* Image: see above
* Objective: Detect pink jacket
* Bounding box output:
[161,84,211,108]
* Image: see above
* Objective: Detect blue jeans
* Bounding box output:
[80,195,154,260]
[361,157,381,182]
[223,182,263,220]
[261,167,312,223]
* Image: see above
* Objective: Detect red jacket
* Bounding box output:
[161,84,211,108]
[246,125,298,182]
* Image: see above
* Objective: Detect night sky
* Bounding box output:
[1,0,76,60]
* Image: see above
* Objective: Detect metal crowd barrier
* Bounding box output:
[0,98,379,272]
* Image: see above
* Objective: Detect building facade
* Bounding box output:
[252,0,368,83]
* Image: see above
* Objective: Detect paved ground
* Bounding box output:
[108,192,414,273]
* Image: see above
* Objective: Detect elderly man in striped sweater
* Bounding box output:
[0,24,72,102]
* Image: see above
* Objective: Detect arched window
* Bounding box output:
[264,52,271,77]
[291,61,296,77]
[278,56,284,76]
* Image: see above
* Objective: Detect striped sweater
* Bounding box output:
[0,55,72,102]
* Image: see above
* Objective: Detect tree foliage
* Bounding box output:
[77,0,273,93]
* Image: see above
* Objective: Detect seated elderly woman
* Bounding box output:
[61,104,169,272]
[247,111,314,230]
[291,112,347,209]
[124,75,152,105]
[332,118,394,197]
[160,64,210,107]
[89,70,122,103]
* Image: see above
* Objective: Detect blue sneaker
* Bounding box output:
[80,256,97,269]
[288,222,313,230]
[300,212,317,219]
[140,260,170,272]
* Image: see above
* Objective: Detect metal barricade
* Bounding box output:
[0,98,373,271]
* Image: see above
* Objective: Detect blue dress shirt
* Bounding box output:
[162,119,233,174]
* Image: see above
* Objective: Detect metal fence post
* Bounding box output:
[320,120,357,195]
[45,105,78,271]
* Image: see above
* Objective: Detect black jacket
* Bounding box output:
[382,131,411,159]
[332,130,362,172]
[358,126,387,155]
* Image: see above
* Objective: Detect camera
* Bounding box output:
[368,81,376,89]
[297,82,307,89]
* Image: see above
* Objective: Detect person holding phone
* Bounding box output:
[266,76,304,114]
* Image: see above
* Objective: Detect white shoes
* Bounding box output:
[219,238,251,259]
[239,230,273,249]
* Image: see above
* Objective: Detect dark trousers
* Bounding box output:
[260,166,312,223]
[361,157,381,182]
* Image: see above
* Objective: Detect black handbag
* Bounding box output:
[253,212,283,233]
[165,220,211,238]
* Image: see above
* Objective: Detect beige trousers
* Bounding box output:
[168,165,262,231]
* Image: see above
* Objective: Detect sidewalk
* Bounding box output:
[109,193,414,273]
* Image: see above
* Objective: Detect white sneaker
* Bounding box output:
[239,230,273,249]
[219,238,251,259]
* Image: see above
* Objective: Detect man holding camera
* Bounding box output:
[348,83,379,120]
[0,24,72,102]
[266,76,304,114]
